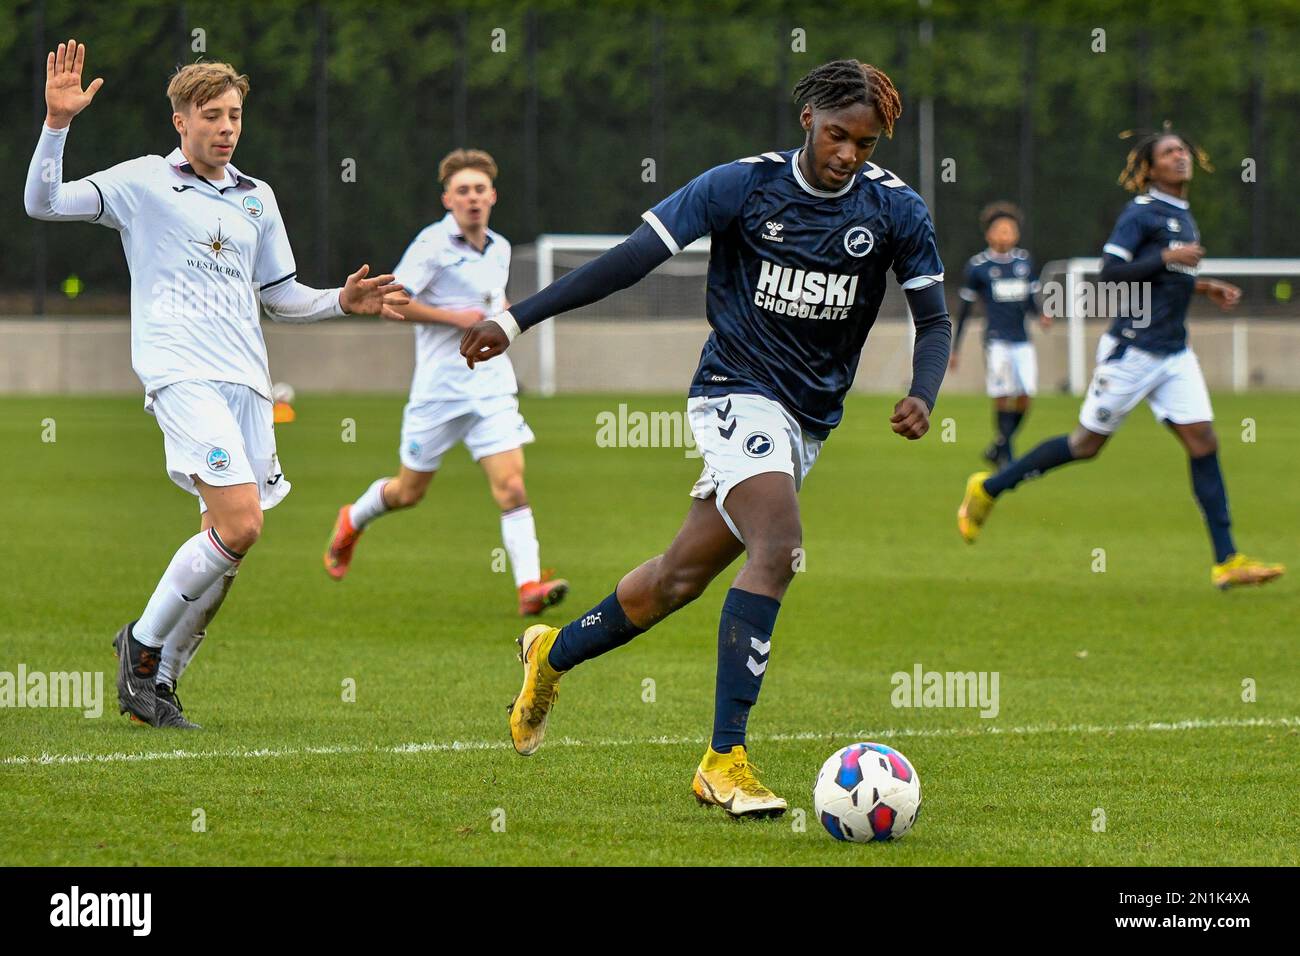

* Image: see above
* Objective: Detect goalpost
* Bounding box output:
[1043,258,1300,395]
[530,233,712,396]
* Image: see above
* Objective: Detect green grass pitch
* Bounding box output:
[1,391,1296,866]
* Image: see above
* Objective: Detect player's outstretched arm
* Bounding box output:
[459,221,671,367]
[25,40,106,222]
[260,265,407,324]
[388,301,485,328]
[1196,277,1242,310]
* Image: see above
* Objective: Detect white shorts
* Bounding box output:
[148,379,290,513]
[1079,333,1214,435]
[985,340,1038,398]
[687,393,822,542]
[400,394,535,472]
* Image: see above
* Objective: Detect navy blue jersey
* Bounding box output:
[1101,189,1199,354]
[643,148,944,439]
[958,249,1039,344]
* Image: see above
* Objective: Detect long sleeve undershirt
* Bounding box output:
[24,124,100,220]
[1098,249,1167,283]
[903,282,952,411]
[258,278,346,323]
[510,222,671,331]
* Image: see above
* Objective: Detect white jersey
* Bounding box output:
[392,212,517,402]
[87,146,296,403]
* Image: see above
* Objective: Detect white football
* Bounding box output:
[272,382,296,405]
[813,742,922,842]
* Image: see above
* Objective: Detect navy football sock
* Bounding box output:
[983,434,1076,498]
[995,410,1023,459]
[1189,451,1236,563]
[711,588,781,753]
[548,590,645,672]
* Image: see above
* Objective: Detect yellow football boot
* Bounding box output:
[692,745,787,818]
[957,471,995,543]
[1212,554,1285,590]
[507,624,565,756]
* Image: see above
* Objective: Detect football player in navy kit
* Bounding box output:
[458,60,951,818]
[951,203,1049,468]
[958,128,1284,590]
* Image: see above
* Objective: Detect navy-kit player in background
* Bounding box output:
[951,202,1049,468]
[460,59,951,816]
[958,127,1284,590]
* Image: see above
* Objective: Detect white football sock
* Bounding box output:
[501,505,541,588]
[157,566,238,686]
[350,477,393,530]
[133,528,241,648]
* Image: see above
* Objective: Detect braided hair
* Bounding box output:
[791,59,902,137]
[1117,122,1213,193]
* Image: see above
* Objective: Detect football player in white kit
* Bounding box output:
[24,43,407,727]
[324,149,569,616]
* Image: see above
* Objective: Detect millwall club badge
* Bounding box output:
[743,432,774,458]
[844,225,874,258]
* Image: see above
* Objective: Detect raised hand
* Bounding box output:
[459,319,510,368]
[339,264,408,319]
[45,40,103,129]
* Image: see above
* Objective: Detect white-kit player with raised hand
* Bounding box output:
[24,42,407,728]
[324,149,569,617]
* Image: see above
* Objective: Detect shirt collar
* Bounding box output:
[1147,186,1189,210]
[443,211,495,251]
[983,247,1016,263]
[791,149,857,199]
[166,147,256,191]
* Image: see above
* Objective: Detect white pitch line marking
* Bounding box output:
[2,715,1295,768]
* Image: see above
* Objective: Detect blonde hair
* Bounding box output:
[167,62,249,114]
[439,149,498,187]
